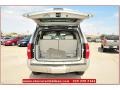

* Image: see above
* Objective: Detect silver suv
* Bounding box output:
[24,8,91,75]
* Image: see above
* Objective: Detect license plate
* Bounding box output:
[50,66,67,73]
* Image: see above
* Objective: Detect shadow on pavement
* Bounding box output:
[98,47,119,54]
[29,72,81,79]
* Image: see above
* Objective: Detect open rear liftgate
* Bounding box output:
[23,8,91,26]
[25,8,91,61]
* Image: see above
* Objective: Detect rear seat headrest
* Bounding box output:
[65,35,73,39]
[43,35,51,39]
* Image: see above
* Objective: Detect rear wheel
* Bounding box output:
[32,71,41,75]
[101,47,107,52]
[75,71,84,75]
[102,48,107,52]
[101,45,106,52]
[18,44,21,47]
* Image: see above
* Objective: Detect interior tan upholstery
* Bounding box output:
[59,40,77,57]
[59,40,77,51]
[39,37,77,57]
[39,40,58,53]
[43,35,51,39]
[65,35,73,39]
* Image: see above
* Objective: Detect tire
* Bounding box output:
[75,71,84,75]
[101,45,106,52]
[18,44,21,47]
[12,43,15,46]
[32,71,41,75]
[101,47,107,52]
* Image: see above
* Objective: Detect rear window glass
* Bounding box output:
[4,37,11,39]
[41,31,76,40]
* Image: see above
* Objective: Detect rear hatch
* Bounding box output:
[23,8,91,26]
[25,8,91,61]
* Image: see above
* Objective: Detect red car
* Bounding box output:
[3,37,23,46]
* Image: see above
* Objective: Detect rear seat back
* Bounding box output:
[59,40,77,53]
[39,35,77,57]
[40,40,58,53]
[64,35,73,39]
[59,35,77,52]
[43,35,51,39]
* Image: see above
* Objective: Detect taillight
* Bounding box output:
[83,43,90,59]
[27,43,33,59]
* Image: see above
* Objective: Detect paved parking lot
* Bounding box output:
[1,43,119,84]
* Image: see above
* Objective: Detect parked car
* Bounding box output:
[17,36,31,47]
[24,8,91,75]
[1,37,12,45]
[87,37,92,42]
[101,35,119,52]
[91,38,96,42]
[3,36,23,46]
[95,38,101,43]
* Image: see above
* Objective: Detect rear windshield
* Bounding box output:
[40,31,77,40]
[4,37,11,39]
[106,35,119,40]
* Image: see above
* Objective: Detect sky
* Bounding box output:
[1,6,119,35]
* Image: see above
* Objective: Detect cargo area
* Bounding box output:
[35,29,82,61]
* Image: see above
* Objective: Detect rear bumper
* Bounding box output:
[4,43,12,46]
[27,59,89,74]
